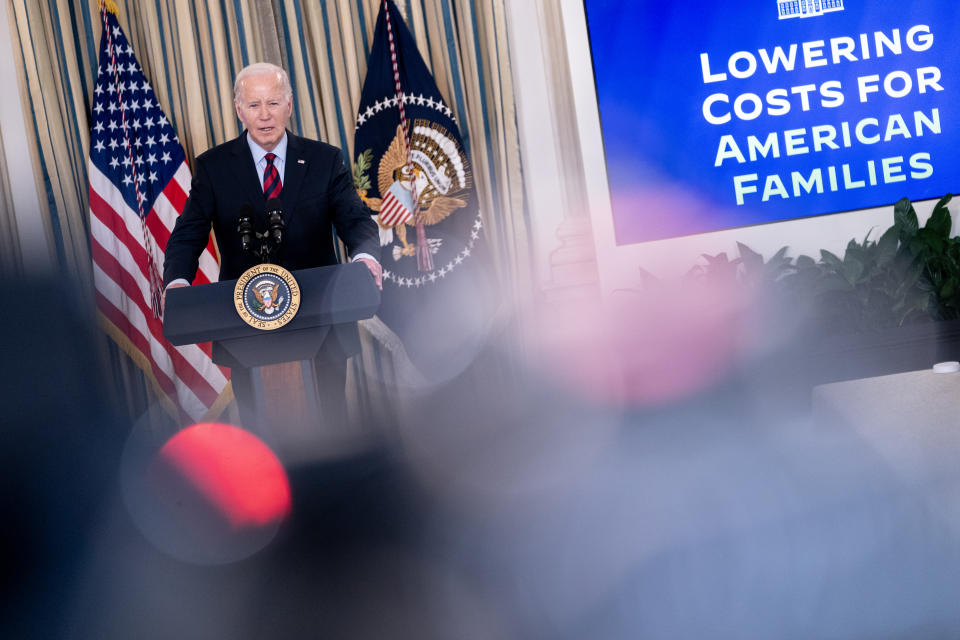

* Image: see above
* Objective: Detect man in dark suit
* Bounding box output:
[163,62,381,430]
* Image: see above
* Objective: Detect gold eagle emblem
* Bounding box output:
[252,282,279,312]
[356,122,470,259]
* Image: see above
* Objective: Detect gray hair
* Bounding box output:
[233,62,292,103]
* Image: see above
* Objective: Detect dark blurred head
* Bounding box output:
[0,278,123,638]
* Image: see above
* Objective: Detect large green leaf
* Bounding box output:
[737,242,763,273]
[933,193,954,215]
[818,272,854,292]
[843,256,865,285]
[770,246,789,262]
[762,246,793,280]
[941,277,956,300]
[894,196,919,241]
[820,250,844,271]
[700,252,732,266]
[876,225,899,265]
[844,238,870,266]
[925,200,952,238]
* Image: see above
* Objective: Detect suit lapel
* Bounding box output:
[281,131,308,212]
[231,131,267,209]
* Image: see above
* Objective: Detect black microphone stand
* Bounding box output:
[237,198,286,264]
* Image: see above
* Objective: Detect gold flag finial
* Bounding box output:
[99,0,120,16]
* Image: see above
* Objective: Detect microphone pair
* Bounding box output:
[237,197,285,259]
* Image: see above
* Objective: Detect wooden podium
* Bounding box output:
[162,263,380,451]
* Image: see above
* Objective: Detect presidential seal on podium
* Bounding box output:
[234,263,300,330]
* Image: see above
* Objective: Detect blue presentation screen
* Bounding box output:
[584,1,960,245]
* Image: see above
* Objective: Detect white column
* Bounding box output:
[504,1,599,302]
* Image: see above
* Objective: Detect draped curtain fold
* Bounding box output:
[6,0,530,423]
[0,125,23,277]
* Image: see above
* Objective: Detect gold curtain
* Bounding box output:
[0,125,23,277]
[6,0,529,422]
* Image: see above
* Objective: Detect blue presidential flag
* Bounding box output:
[353,0,490,377]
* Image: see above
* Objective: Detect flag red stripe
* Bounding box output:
[89,187,151,280]
[193,270,213,286]
[92,177,216,289]
[91,238,220,406]
[154,179,217,286]
[95,291,177,396]
[92,227,226,384]
[146,209,171,250]
[98,291,192,423]
[91,240,220,409]
[145,212,214,286]
[195,340,229,379]
[194,235,217,285]
[163,177,188,214]
[93,189,214,305]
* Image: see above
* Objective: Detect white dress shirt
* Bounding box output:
[247,132,287,189]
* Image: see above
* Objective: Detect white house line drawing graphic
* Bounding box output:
[778,0,845,20]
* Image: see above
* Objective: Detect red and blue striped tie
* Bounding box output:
[263,152,282,198]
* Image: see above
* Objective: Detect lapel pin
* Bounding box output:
[297,159,305,164]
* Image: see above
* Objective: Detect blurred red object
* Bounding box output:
[144,422,291,562]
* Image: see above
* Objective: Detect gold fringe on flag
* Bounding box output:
[99,0,120,16]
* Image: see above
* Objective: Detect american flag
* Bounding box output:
[88,6,228,422]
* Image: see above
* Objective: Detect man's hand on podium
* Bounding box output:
[355,257,383,290]
[162,282,189,315]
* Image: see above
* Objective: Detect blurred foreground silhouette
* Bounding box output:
[4,275,960,639]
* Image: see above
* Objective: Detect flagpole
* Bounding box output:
[383,0,433,272]
[99,0,164,317]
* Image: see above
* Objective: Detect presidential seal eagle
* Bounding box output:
[356,123,470,260]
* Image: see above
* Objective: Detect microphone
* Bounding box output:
[265,197,285,248]
[236,204,256,253]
